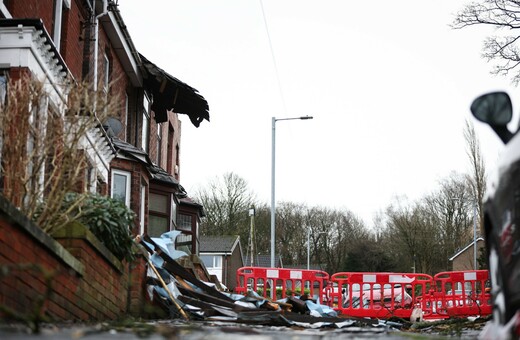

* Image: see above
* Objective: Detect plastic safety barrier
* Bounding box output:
[235,268,492,320]
[235,266,329,302]
[327,272,433,319]
[420,270,492,319]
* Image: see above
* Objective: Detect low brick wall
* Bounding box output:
[0,195,147,321]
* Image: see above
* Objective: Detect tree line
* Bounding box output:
[193,121,487,275]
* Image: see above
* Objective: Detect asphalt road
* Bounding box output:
[0,319,484,339]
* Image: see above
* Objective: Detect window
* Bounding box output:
[124,93,129,141]
[156,123,162,165]
[177,214,192,230]
[200,255,223,269]
[0,73,6,107]
[86,164,96,193]
[171,197,177,226]
[52,0,70,50]
[140,184,146,235]
[141,95,150,152]
[167,126,173,174]
[103,53,110,93]
[111,170,131,208]
[0,72,7,188]
[149,192,170,237]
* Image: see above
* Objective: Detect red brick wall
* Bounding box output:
[7,0,54,30]
[0,196,147,321]
[60,0,89,79]
[6,0,87,80]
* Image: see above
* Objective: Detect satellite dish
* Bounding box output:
[104,117,123,136]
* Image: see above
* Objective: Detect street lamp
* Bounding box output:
[307,227,326,270]
[271,115,313,268]
[473,201,478,270]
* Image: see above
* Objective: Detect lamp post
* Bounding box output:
[473,201,477,270]
[307,227,326,270]
[271,115,313,268]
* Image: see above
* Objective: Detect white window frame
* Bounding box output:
[103,53,110,93]
[201,254,223,269]
[111,169,131,208]
[156,122,162,165]
[0,73,7,169]
[124,93,129,141]
[141,94,150,152]
[140,184,146,235]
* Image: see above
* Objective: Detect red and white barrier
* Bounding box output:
[236,267,492,320]
[328,272,433,319]
[236,266,329,301]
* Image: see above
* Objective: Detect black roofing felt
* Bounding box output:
[139,54,209,127]
[111,138,178,187]
[148,164,178,186]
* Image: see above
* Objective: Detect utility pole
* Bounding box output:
[249,207,255,267]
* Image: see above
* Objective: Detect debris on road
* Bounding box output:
[134,232,405,332]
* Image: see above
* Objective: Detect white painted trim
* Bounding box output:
[53,0,63,50]
[111,169,131,208]
[0,25,69,104]
[140,185,146,235]
[0,2,12,18]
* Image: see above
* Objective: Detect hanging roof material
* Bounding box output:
[139,53,209,127]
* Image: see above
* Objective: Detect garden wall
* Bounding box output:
[0,195,147,321]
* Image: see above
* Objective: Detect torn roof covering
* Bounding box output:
[111,138,177,186]
[139,53,210,127]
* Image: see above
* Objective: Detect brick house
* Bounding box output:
[0,0,207,250]
[449,237,485,271]
[0,0,208,320]
[199,235,244,291]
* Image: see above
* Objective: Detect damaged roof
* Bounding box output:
[111,138,178,187]
[148,164,179,187]
[139,53,209,127]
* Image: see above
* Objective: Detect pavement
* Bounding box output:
[0,319,484,339]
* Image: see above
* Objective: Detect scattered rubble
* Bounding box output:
[135,232,406,332]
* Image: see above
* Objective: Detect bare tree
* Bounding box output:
[423,173,475,270]
[452,0,520,84]
[195,172,257,239]
[0,77,115,234]
[464,119,486,235]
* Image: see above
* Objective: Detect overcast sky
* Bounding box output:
[120,0,518,228]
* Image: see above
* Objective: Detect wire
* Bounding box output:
[259,0,288,116]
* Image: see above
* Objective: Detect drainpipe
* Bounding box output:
[93,0,108,92]
[53,0,63,51]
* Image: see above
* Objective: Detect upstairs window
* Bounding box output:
[157,123,162,165]
[103,53,110,93]
[0,72,7,187]
[124,93,129,141]
[141,95,150,152]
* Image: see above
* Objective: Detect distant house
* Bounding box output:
[244,254,284,268]
[449,237,485,271]
[199,235,244,291]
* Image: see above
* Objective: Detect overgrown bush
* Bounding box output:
[0,77,118,235]
[63,193,136,262]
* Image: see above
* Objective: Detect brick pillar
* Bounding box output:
[127,255,147,316]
